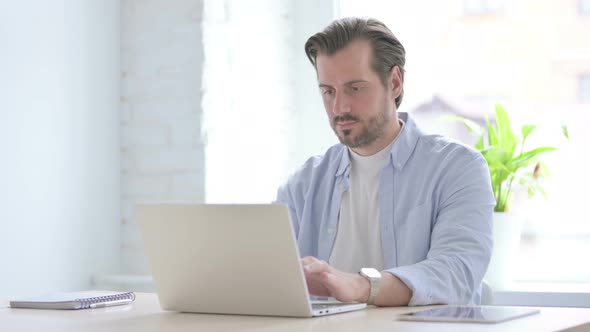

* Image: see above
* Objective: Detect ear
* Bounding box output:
[387,66,403,101]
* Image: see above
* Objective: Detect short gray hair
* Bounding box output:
[305,17,406,108]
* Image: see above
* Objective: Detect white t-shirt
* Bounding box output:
[329,121,405,273]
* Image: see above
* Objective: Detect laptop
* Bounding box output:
[136,203,367,317]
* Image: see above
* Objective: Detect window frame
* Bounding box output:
[579,0,590,15]
[579,73,590,102]
[463,0,504,16]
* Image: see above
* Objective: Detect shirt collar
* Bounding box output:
[335,112,422,177]
[390,112,422,170]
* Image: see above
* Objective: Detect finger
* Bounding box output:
[304,259,330,274]
[301,256,319,267]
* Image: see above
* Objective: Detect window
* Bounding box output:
[463,0,504,15]
[580,74,590,102]
[202,0,334,204]
[338,0,590,284]
[197,0,590,285]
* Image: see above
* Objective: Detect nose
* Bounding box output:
[331,92,352,116]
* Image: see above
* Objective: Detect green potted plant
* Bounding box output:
[451,103,567,212]
[450,103,568,289]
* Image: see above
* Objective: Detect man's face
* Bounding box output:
[315,39,398,154]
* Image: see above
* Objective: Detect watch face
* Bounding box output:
[361,268,381,278]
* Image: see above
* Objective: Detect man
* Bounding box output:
[276,17,495,306]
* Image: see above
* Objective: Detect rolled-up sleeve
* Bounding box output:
[387,153,495,305]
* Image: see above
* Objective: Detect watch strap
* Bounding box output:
[359,268,381,305]
[367,277,379,305]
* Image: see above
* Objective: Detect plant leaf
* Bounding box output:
[485,115,498,147]
[536,184,548,199]
[474,135,484,151]
[508,147,557,170]
[494,104,518,159]
[443,115,483,137]
[537,161,551,178]
[481,146,509,164]
[527,187,535,198]
[521,124,537,141]
[561,124,570,140]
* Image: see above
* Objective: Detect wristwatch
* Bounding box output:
[359,268,382,305]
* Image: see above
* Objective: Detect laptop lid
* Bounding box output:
[137,204,318,317]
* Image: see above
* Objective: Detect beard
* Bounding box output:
[331,106,390,149]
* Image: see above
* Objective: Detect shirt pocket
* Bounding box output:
[396,201,433,266]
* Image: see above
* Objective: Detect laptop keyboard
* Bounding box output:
[312,302,351,309]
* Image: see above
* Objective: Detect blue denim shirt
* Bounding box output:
[276,112,495,305]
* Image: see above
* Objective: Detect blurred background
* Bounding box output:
[1,0,588,297]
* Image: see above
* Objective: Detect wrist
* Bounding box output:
[356,273,371,303]
[359,268,382,305]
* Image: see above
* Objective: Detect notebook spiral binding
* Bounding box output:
[75,292,136,309]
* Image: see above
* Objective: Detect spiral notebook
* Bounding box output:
[9,291,136,310]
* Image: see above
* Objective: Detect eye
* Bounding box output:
[349,85,365,93]
[321,88,334,96]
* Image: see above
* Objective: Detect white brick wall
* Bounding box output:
[121,0,205,275]
[117,0,335,282]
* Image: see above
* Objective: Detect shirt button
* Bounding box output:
[396,163,402,168]
[328,228,335,235]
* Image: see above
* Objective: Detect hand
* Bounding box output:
[301,256,370,303]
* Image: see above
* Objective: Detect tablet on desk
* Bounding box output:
[397,306,540,324]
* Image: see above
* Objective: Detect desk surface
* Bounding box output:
[2,293,590,332]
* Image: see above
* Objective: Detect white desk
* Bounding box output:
[494,282,590,307]
[2,293,590,332]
